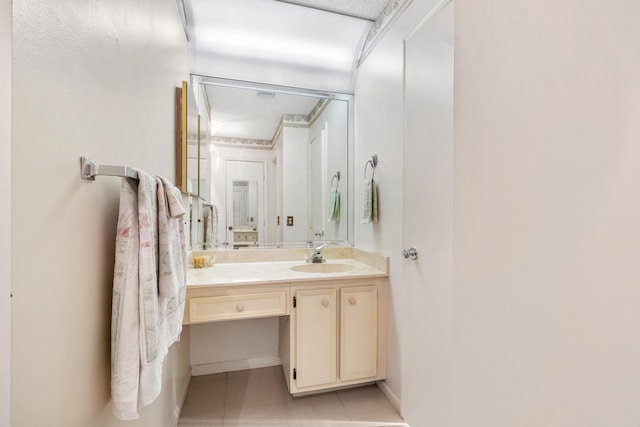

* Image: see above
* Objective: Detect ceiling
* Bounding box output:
[204,83,321,141]
[181,0,397,140]
[183,0,394,93]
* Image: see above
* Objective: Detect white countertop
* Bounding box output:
[187,258,388,288]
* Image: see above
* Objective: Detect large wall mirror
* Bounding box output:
[189,75,354,249]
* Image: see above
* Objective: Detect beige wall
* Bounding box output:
[11,1,191,426]
[453,1,640,425]
[357,0,640,425]
[1,0,11,424]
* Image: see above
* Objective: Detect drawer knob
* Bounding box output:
[322,299,330,307]
[349,297,356,305]
[236,304,244,312]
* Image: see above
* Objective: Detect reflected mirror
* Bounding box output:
[232,181,258,228]
[229,180,259,248]
[175,81,202,249]
[191,76,353,248]
[177,80,213,250]
[175,81,200,195]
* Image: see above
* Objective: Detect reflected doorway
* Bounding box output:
[225,160,265,247]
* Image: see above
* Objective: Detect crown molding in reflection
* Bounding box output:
[358,0,413,66]
[282,114,310,127]
[272,109,317,143]
[308,98,330,126]
[211,136,274,149]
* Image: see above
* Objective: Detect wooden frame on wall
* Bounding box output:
[175,81,187,192]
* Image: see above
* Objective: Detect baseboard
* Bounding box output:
[377,380,402,414]
[191,356,282,376]
[172,367,192,427]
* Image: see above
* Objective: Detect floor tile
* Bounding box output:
[337,386,405,424]
[224,403,291,427]
[179,367,406,427]
[284,392,350,423]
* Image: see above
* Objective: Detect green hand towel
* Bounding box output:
[328,189,341,222]
[361,179,378,224]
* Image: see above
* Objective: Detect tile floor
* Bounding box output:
[178,366,407,427]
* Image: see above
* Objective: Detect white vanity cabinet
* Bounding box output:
[294,288,338,388]
[285,278,387,395]
[184,250,389,396]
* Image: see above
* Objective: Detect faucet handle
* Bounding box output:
[315,243,328,252]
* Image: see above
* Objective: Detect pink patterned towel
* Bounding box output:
[110,170,186,420]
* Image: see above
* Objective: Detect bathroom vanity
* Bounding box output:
[183,247,388,396]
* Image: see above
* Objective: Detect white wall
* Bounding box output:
[282,127,310,242]
[0,0,11,424]
[190,318,280,375]
[452,1,640,425]
[309,101,349,241]
[12,1,191,426]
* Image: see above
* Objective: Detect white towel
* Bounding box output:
[361,179,378,224]
[111,176,141,420]
[203,205,214,249]
[111,171,186,420]
[156,176,186,299]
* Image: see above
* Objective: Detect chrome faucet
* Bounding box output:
[307,243,328,263]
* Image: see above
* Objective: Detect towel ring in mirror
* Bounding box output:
[331,171,341,190]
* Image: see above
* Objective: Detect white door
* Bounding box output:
[339,285,378,382]
[402,1,454,425]
[294,288,337,389]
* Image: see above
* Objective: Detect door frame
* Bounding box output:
[1,0,12,422]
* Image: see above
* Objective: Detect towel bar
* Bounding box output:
[80,156,139,180]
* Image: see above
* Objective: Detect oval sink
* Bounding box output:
[290,263,355,274]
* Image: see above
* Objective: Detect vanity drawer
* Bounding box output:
[234,231,258,242]
[189,291,288,323]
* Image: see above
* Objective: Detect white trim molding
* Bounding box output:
[358,0,414,66]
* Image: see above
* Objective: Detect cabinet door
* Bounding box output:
[340,285,378,381]
[295,288,337,388]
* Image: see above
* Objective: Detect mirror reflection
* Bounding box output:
[178,80,213,250]
[232,181,258,229]
[230,180,259,248]
[190,76,353,248]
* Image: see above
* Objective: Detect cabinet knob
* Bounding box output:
[321,299,330,307]
[236,304,244,312]
[349,297,356,305]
